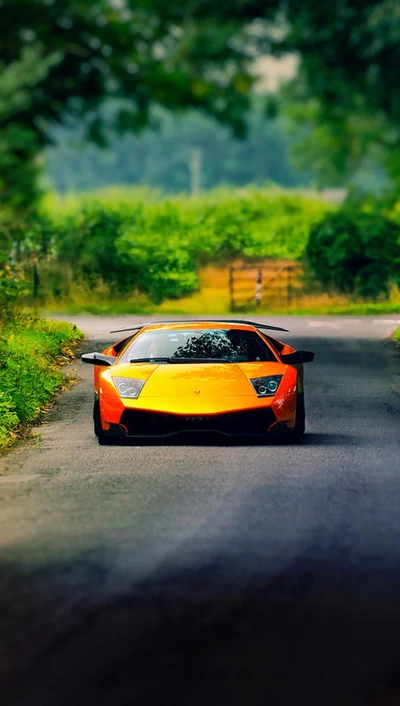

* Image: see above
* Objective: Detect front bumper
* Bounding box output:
[98,389,297,439]
[113,406,277,438]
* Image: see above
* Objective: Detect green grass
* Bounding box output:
[42,299,400,318]
[275,303,400,316]
[0,314,84,449]
[42,291,155,316]
[42,300,154,316]
[394,328,400,345]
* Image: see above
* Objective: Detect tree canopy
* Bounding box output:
[281,0,400,185]
[1,0,399,209]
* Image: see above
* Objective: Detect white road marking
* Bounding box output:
[308,321,342,329]
[308,318,400,330]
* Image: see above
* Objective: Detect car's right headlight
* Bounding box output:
[250,375,283,397]
[112,376,145,399]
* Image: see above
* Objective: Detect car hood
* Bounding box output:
[105,361,286,398]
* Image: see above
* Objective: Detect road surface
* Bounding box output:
[1,315,400,706]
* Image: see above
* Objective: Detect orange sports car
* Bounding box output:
[82,320,314,445]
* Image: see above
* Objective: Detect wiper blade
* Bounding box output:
[169,357,235,364]
[129,357,171,363]
[129,356,241,364]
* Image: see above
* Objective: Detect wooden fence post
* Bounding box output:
[287,267,293,308]
[229,265,235,311]
[255,268,262,307]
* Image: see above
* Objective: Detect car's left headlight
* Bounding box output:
[250,375,283,397]
[112,376,145,399]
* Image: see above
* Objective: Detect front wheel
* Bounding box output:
[286,392,305,444]
[93,400,112,445]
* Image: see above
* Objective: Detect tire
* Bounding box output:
[93,400,100,437]
[286,392,305,444]
[93,400,112,445]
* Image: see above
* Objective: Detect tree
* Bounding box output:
[1,0,399,209]
[282,95,393,190]
[0,0,261,209]
[283,0,400,127]
[280,0,400,185]
[45,100,309,192]
[305,208,400,298]
[0,45,61,212]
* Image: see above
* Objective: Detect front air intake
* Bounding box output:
[119,408,276,437]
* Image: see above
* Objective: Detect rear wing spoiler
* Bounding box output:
[110,319,289,334]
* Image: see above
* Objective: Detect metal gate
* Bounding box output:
[228,262,303,311]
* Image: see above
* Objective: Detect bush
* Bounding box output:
[0,390,19,446]
[117,229,199,303]
[40,187,330,304]
[305,209,400,298]
[1,187,333,308]
[0,268,30,325]
[54,205,139,294]
[0,315,83,448]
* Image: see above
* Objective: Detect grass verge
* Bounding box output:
[0,314,84,450]
[42,300,400,317]
[395,328,400,345]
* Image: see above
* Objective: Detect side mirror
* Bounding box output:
[81,352,115,367]
[281,350,315,365]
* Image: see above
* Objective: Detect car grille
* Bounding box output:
[119,407,276,437]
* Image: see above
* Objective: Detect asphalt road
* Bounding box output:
[1,315,400,706]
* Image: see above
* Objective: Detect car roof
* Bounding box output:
[110,319,289,334]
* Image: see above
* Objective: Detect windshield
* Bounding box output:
[121,328,277,363]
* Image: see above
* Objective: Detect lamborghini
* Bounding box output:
[82,320,314,444]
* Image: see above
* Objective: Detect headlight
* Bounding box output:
[112,376,145,398]
[250,375,282,397]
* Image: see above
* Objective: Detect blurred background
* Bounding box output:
[1,0,400,315]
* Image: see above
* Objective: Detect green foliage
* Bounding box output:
[305,209,400,298]
[39,188,330,304]
[0,45,62,212]
[54,206,136,293]
[7,186,400,309]
[117,225,199,304]
[0,315,83,448]
[281,0,400,186]
[0,0,263,212]
[283,92,395,190]
[343,189,400,223]
[0,0,257,139]
[284,0,400,127]
[395,328,400,345]
[2,0,400,208]
[0,391,19,447]
[0,268,31,326]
